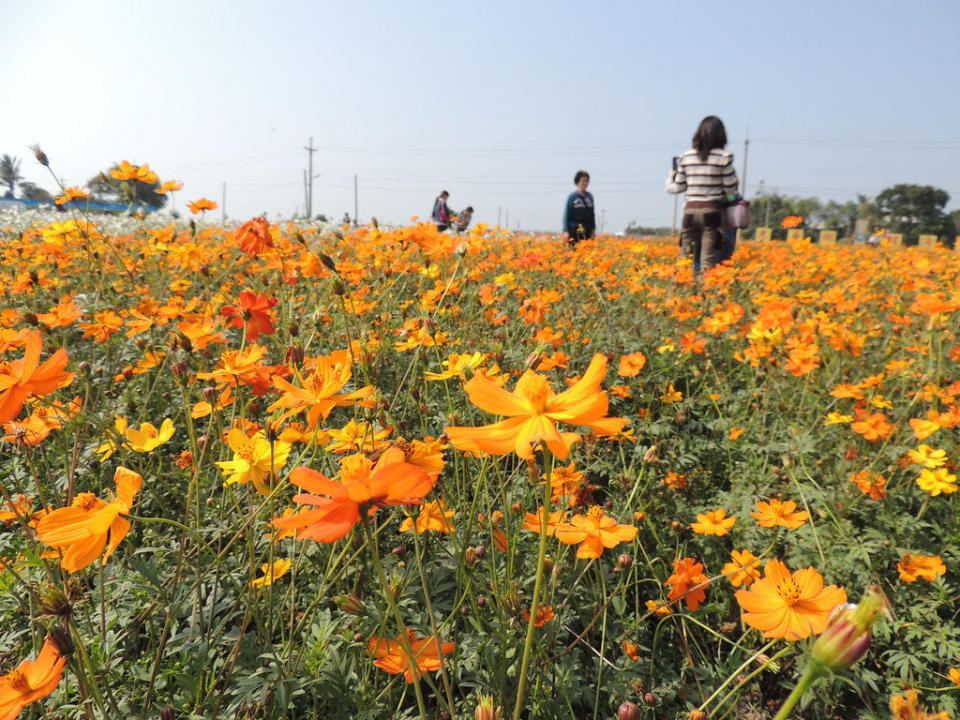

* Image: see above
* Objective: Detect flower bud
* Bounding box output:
[475,695,502,720]
[618,553,633,570]
[689,711,707,720]
[809,586,887,675]
[617,701,641,720]
[338,593,365,616]
[642,692,657,706]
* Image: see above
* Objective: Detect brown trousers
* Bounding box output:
[681,202,724,270]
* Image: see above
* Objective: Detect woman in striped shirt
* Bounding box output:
[666,116,739,271]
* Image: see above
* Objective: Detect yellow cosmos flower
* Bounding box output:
[824,412,853,426]
[124,418,175,453]
[916,468,958,496]
[399,499,455,534]
[216,429,291,495]
[691,508,737,536]
[660,384,683,403]
[251,559,291,587]
[907,445,947,469]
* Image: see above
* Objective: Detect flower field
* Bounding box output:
[1,193,960,719]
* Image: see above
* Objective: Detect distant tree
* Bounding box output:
[747,192,822,238]
[624,223,672,237]
[818,195,881,236]
[87,164,167,209]
[0,154,23,198]
[18,182,54,203]
[875,184,953,242]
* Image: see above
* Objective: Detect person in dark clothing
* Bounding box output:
[562,170,595,246]
[455,206,473,233]
[432,190,452,231]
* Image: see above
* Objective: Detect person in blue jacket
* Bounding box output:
[562,170,595,246]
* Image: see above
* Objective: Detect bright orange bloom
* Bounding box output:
[79,310,124,342]
[520,508,568,536]
[187,197,218,214]
[221,290,278,342]
[622,640,641,661]
[522,605,555,627]
[235,216,276,256]
[617,352,647,377]
[782,215,804,229]
[155,179,183,194]
[399,499,455,534]
[890,689,952,720]
[35,467,142,572]
[269,351,374,428]
[0,495,35,524]
[54,186,89,205]
[849,470,887,500]
[850,412,894,441]
[367,629,455,684]
[666,557,710,611]
[722,549,762,588]
[691,508,736,536]
[445,354,627,460]
[0,636,67,720]
[3,413,55,446]
[735,559,847,640]
[110,160,139,180]
[554,506,636,558]
[0,331,74,423]
[897,554,946,583]
[272,448,434,542]
[750,499,809,529]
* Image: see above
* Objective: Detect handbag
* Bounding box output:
[725,197,750,228]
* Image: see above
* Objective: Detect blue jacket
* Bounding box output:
[562,190,595,237]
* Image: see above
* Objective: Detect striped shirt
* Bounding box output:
[665,149,738,203]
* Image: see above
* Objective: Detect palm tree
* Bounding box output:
[0,154,23,198]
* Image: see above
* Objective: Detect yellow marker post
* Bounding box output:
[786,229,805,242]
[754,227,772,242]
[887,233,903,247]
[918,234,938,249]
[819,230,837,245]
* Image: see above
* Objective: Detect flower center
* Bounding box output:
[587,505,605,521]
[776,578,803,604]
[73,492,99,510]
[236,441,257,463]
[5,668,29,692]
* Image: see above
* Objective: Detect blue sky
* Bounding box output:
[3,0,959,231]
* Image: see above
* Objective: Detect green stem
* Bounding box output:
[512,449,554,720]
[773,665,821,720]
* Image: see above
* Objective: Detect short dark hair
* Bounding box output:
[692,116,727,162]
[464,206,473,213]
[574,170,590,185]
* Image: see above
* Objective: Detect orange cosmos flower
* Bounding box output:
[520,507,568,536]
[399,499,455,534]
[848,470,887,500]
[272,448,434,542]
[617,352,647,377]
[890,689,951,720]
[750,499,809,529]
[187,197,218,214]
[897,554,946,583]
[722,549,762,588]
[54,186,89,205]
[691,508,736,536]
[444,354,627,460]
[269,351,374,428]
[781,215,804,229]
[554,506,636,558]
[235,216,275,256]
[367,629,455,684]
[35,467,142,572]
[155,179,183,194]
[622,640,641,661]
[0,636,67,720]
[221,290,278,342]
[110,160,139,180]
[0,331,74,424]
[850,412,894,441]
[734,559,846,640]
[666,557,710,611]
[522,605,555,627]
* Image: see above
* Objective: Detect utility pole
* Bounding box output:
[741,128,750,197]
[600,208,606,234]
[354,174,358,226]
[497,206,502,227]
[221,182,226,223]
[304,137,318,218]
[303,171,308,217]
[505,209,509,229]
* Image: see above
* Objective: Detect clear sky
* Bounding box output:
[3,0,959,231]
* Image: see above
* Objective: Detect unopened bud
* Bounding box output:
[338,593,365,616]
[642,692,657,706]
[475,695,502,720]
[618,554,633,570]
[617,701,641,720]
[809,586,887,676]
[689,711,707,720]
[29,144,49,167]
